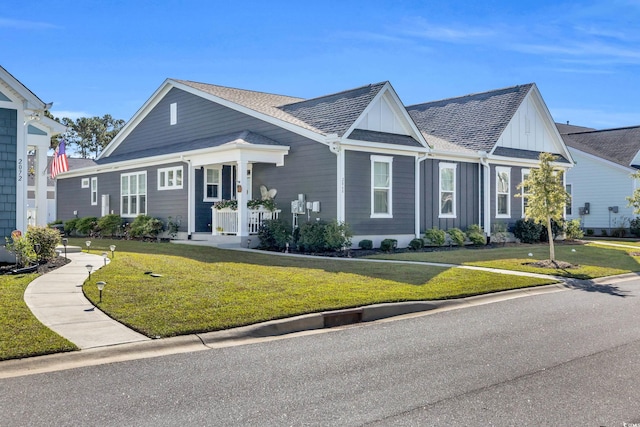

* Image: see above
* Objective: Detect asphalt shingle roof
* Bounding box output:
[561,126,640,168]
[347,128,422,147]
[406,84,534,152]
[492,147,570,163]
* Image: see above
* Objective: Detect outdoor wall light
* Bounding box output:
[62,238,68,259]
[109,245,116,258]
[86,264,93,279]
[96,281,106,303]
[102,252,108,266]
[85,240,91,253]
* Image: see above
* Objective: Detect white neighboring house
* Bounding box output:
[558,123,640,233]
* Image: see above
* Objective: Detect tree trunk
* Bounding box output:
[547,216,555,261]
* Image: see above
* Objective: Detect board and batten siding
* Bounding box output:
[420,159,479,231]
[57,162,189,230]
[0,107,17,240]
[344,150,415,235]
[489,163,526,230]
[565,149,637,230]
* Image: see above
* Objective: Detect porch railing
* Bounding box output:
[211,207,281,235]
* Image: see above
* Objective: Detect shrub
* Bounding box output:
[97,214,123,237]
[63,218,79,235]
[323,220,352,251]
[358,239,373,250]
[514,219,544,243]
[257,218,291,251]
[25,225,62,263]
[297,221,326,252]
[129,215,164,238]
[491,222,508,245]
[600,229,609,237]
[424,228,446,246]
[5,232,36,267]
[447,228,466,247]
[380,238,397,252]
[631,218,640,237]
[166,216,180,238]
[296,220,352,252]
[564,219,584,241]
[466,224,486,246]
[586,228,594,236]
[75,216,98,236]
[408,238,424,250]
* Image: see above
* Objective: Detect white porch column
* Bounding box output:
[236,159,249,239]
[16,110,28,233]
[35,146,48,226]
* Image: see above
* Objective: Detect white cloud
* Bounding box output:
[0,17,60,30]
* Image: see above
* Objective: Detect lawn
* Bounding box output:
[75,239,554,338]
[367,241,640,279]
[0,273,77,361]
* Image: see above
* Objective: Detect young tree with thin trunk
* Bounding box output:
[517,152,569,262]
[626,171,640,214]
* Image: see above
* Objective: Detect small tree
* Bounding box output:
[517,153,569,262]
[626,171,640,214]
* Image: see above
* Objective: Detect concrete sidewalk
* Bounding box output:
[23,251,149,349]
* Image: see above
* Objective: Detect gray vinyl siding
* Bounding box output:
[57,162,189,231]
[345,151,415,235]
[420,159,479,231]
[490,164,526,231]
[0,108,17,239]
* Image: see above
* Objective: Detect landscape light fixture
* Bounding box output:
[62,238,68,259]
[109,245,116,258]
[96,281,106,303]
[86,264,93,279]
[102,252,108,266]
[33,243,41,264]
[85,240,91,253]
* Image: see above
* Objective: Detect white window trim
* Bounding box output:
[370,155,393,218]
[565,183,573,216]
[203,166,222,202]
[439,162,457,218]
[521,169,530,218]
[90,177,98,206]
[120,171,147,218]
[158,166,183,191]
[496,166,511,218]
[81,178,90,188]
[170,102,177,125]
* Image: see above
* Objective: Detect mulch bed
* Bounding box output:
[0,257,71,276]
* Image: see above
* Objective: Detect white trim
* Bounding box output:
[81,178,90,188]
[438,162,457,218]
[157,165,183,190]
[370,155,393,218]
[521,168,530,218]
[90,177,98,206]
[120,171,147,218]
[203,166,222,202]
[565,182,573,216]
[496,166,511,218]
[568,147,637,174]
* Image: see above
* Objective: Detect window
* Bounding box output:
[439,163,457,217]
[81,178,89,188]
[521,169,530,218]
[565,184,572,216]
[170,102,177,125]
[371,155,393,218]
[121,171,147,217]
[158,166,183,190]
[204,167,221,201]
[496,166,511,217]
[91,177,98,206]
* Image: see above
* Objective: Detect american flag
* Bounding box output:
[51,140,69,179]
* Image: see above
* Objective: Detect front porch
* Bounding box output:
[211,206,281,236]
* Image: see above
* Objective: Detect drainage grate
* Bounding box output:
[323,308,363,328]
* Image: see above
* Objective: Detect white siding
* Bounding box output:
[359,92,408,135]
[497,93,559,154]
[566,148,637,229]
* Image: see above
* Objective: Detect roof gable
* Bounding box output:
[562,126,640,169]
[407,84,533,152]
[0,65,46,110]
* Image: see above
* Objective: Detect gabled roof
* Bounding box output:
[561,126,640,169]
[279,82,386,137]
[555,122,596,135]
[406,84,534,152]
[0,65,46,110]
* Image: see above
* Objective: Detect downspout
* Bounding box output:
[415,152,429,238]
[479,151,491,238]
[328,135,344,223]
[183,156,194,239]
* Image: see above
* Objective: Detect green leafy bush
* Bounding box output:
[25,225,62,263]
[166,216,180,238]
[323,220,352,251]
[424,228,445,246]
[380,239,397,252]
[408,238,424,250]
[5,232,36,267]
[358,239,373,250]
[514,219,544,243]
[63,218,79,235]
[447,228,466,247]
[129,215,164,238]
[466,224,486,246]
[258,218,291,251]
[97,214,123,237]
[75,216,98,235]
[296,220,352,252]
[631,218,640,237]
[491,222,508,245]
[297,221,326,252]
[564,219,584,240]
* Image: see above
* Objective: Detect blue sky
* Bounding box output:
[3,0,640,130]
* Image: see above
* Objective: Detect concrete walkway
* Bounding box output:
[23,251,149,349]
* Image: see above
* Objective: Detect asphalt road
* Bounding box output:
[2,276,640,426]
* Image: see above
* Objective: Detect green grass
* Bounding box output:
[368,241,640,279]
[76,239,553,338]
[0,273,77,361]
